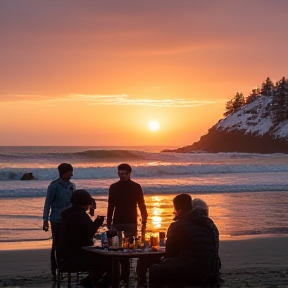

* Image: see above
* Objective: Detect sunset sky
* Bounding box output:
[1,0,288,146]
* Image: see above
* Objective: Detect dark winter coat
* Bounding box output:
[58,205,102,265]
[163,209,220,282]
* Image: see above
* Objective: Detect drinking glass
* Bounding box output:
[150,233,159,250]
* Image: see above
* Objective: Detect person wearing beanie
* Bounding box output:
[148,193,221,287]
[58,189,109,287]
[192,198,209,216]
[42,163,76,280]
[58,163,73,178]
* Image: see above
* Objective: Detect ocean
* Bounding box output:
[0,146,288,245]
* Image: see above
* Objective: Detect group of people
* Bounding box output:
[43,162,221,288]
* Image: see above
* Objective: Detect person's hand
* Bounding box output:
[89,199,96,216]
[43,221,49,232]
[95,215,104,226]
[89,207,95,216]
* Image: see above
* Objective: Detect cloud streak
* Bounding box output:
[0,94,226,108]
[68,94,226,107]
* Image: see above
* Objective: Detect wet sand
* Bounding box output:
[0,235,288,287]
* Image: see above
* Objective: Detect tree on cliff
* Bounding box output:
[272,77,288,123]
[223,76,288,122]
[224,92,245,116]
[246,87,261,104]
[261,77,274,96]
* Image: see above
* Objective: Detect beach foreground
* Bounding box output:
[0,236,288,288]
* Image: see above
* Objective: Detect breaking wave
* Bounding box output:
[1,163,288,181]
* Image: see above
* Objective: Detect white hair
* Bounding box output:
[192,198,209,216]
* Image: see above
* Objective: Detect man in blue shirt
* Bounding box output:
[42,163,76,280]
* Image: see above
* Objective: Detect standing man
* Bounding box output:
[42,163,76,280]
[107,163,148,285]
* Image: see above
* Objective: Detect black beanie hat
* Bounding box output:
[58,163,73,177]
[71,189,95,206]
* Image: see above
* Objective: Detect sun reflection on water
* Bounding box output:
[150,196,163,230]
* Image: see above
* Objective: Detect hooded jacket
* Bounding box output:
[43,178,76,223]
[164,209,220,282]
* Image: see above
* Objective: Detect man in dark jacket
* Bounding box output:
[149,193,220,287]
[107,163,148,285]
[58,189,108,287]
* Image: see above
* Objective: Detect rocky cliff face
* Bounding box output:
[165,96,288,153]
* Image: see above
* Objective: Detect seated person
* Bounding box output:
[149,194,221,287]
[192,197,209,216]
[58,189,109,287]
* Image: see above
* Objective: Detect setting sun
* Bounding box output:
[148,121,160,131]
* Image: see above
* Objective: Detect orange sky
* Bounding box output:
[1,0,288,146]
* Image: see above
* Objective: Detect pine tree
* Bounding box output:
[272,77,288,123]
[224,92,245,116]
[246,88,260,104]
[261,77,274,96]
[224,100,234,116]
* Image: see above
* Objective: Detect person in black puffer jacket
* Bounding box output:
[58,189,109,287]
[149,194,221,287]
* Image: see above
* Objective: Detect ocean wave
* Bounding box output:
[1,148,288,165]
[1,182,288,198]
[2,163,288,181]
[230,227,288,236]
[0,149,146,161]
[75,150,144,159]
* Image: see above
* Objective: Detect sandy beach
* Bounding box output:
[1,235,288,288]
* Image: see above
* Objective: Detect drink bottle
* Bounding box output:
[101,232,109,248]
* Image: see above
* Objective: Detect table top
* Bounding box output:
[82,246,166,257]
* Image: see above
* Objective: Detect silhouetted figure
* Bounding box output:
[107,163,148,285]
[58,189,109,287]
[149,194,221,288]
